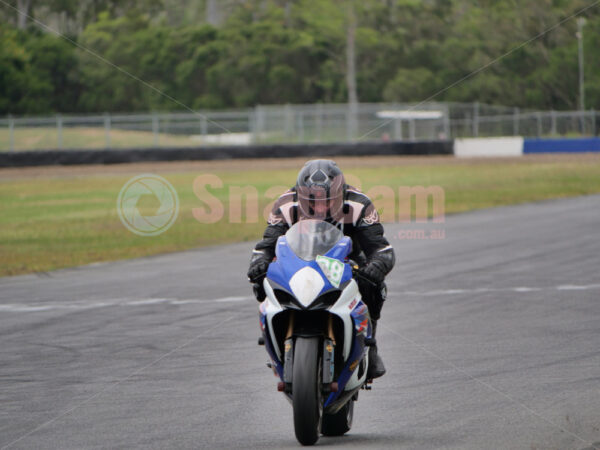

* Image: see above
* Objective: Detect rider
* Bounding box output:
[246,159,395,379]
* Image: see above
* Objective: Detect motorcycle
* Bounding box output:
[257,219,376,445]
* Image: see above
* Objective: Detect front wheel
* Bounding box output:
[292,337,322,446]
[322,400,354,436]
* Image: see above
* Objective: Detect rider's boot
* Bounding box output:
[366,320,386,379]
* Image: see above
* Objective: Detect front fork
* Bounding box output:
[322,315,336,388]
[281,312,338,395]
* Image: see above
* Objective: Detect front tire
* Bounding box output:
[322,400,353,436]
[292,337,322,446]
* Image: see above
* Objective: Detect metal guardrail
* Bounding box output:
[0,103,597,152]
[450,110,597,139]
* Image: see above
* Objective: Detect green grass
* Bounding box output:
[2,156,600,277]
[0,125,374,150]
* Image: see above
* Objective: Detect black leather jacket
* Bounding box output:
[250,185,395,275]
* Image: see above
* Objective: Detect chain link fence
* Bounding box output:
[0,102,597,151]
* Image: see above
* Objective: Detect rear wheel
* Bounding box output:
[322,399,354,436]
[292,337,322,446]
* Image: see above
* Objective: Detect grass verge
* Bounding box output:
[1,154,600,277]
[0,127,200,151]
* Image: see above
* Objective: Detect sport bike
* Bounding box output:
[257,219,375,445]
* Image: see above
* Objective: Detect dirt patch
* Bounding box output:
[1,153,599,179]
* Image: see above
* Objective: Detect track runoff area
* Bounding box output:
[1,154,599,449]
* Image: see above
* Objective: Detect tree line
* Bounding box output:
[1,0,600,115]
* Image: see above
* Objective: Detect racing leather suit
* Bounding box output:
[249,185,395,318]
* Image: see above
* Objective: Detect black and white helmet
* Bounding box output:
[296,159,345,222]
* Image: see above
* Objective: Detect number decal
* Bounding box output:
[316,255,344,288]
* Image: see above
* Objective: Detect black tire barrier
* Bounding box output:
[0,141,453,167]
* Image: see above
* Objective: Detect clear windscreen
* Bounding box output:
[285,219,344,261]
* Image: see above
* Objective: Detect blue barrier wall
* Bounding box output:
[523,138,600,154]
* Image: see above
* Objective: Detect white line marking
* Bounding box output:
[512,287,542,293]
[125,298,174,306]
[393,284,600,297]
[0,305,55,312]
[556,284,600,291]
[169,299,204,305]
[0,302,113,312]
[0,296,252,313]
[1,283,597,314]
[215,296,249,303]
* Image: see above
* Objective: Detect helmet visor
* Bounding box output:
[297,186,343,221]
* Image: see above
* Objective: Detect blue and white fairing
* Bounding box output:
[259,220,372,406]
[266,235,353,306]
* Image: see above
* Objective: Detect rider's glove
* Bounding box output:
[253,283,266,302]
[358,259,387,285]
[247,256,270,283]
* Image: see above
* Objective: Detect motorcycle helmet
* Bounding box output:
[296,159,345,222]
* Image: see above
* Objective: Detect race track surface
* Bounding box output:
[1,195,599,449]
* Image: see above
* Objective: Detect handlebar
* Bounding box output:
[351,264,378,287]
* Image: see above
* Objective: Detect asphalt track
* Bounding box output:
[1,195,599,449]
